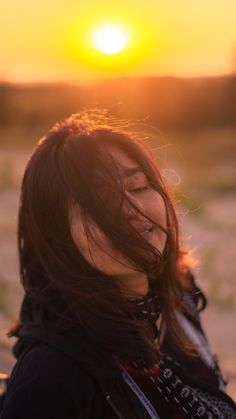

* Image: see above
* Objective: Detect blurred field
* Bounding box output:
[0,122,236,399]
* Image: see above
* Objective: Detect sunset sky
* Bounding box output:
[1,0,236,83]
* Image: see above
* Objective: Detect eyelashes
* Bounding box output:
[128,185,150,193]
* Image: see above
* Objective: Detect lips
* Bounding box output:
[131,221,153,237]
[140,226,153,236]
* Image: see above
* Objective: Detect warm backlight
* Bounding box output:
[92,24,128,54]
[66,10,157,78]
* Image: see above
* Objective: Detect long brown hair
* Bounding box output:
[14,109,194,365]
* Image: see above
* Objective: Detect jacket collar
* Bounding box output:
[14,325,121,382]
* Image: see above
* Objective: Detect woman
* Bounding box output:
[2,109,236,418]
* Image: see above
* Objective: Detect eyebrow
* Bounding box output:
[123,167,144,178]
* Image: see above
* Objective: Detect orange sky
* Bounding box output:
[1,0,236,83]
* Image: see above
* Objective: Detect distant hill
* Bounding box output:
[0,76,236,144]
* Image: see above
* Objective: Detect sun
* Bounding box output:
[92,24,128,55]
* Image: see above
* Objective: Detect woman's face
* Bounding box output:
[70,145,167,283]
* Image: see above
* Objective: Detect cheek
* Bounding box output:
[71,220,106,261]
[71,219,137,275]
[71,219,122,271]
[146,192,167,228]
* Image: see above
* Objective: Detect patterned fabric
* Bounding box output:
[128,293,161,338]
[124,349,236,418]
[145,355,236,418]
[124,283,236,418]
[189,386,236,418]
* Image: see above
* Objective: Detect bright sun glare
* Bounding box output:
[92,24,128,54]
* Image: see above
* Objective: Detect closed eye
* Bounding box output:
[129,185,149,193]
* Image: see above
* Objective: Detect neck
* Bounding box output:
[117,271,149,297]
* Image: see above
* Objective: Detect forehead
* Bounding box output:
[104,145,141,176]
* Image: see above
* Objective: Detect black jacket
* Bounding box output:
[2,323,236,419]
[1,325,162,419]
[2,277,236,419]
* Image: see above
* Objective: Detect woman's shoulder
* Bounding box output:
[10,340,96,392]
[14,342,78,375]
[2,342,96,419]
